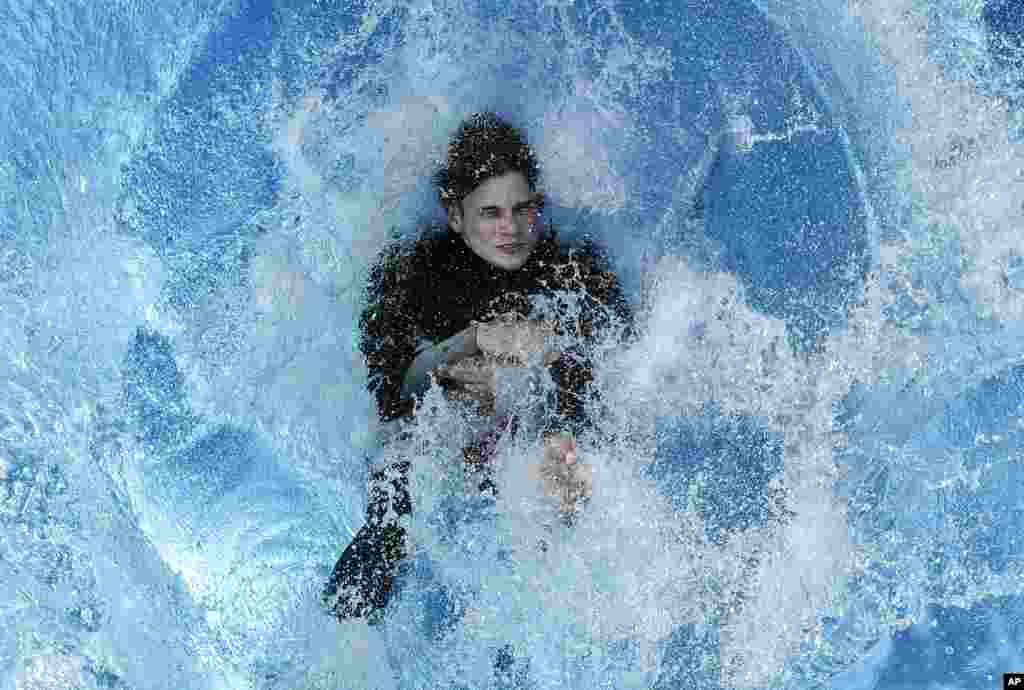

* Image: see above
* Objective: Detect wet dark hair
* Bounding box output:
[434,112,540,209]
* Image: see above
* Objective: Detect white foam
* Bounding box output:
[10,0,1024,686]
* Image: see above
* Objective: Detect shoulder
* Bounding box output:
[543,233,636,338]
[359,230,448,342]
[365,227,449,293]
[540,234,622,293]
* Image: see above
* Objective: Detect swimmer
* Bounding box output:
[322,112,635,623]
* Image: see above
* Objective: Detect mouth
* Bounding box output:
[496,243,524,253]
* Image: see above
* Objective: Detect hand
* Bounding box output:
[435,354,498,409]
[475,315,560,367]
[533,433,591,513]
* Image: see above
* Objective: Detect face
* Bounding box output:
[448,172,542,271]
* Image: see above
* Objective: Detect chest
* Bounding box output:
[414,279,543,341]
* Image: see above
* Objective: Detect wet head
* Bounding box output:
[435,112,544,271]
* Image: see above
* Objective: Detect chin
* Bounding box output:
[488,253,529,270]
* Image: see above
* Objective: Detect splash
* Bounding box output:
[6,0,1024,687]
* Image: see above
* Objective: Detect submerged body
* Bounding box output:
[323,224,635,621]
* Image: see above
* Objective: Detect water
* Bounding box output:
[3,0,1024,687]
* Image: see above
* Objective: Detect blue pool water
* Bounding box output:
[3,0,1024,688]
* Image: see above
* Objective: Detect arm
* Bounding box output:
[361,246,489,415]
[333,246,483,622]
[520,252,636,522]
[322,460,412,623]
[358,247,421,421]
[399,325,479,399]
[544,245,637,439]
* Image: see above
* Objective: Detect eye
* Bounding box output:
[480,208,499,218]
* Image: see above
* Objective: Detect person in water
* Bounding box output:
[322,112,636,623]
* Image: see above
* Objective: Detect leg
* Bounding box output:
[322,460,412,622]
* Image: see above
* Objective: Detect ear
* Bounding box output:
[446,201,463,235]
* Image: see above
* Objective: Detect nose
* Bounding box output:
[496,208,515,230]
[493,210,518,238]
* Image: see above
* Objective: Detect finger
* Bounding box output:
[559,435,577,463]
[565,468,592,506]
[463,383,495,399]
[544,434,576,465]
[543,442,560,466]
[573,464,592,495]
[563,475,586,507]
[527,323,552,351]
[543,435,566,463]
[443,361,496,384]
[447,370,490,384]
